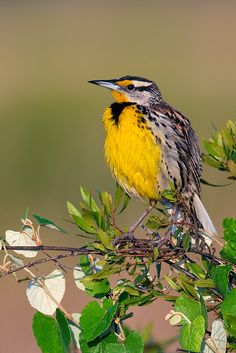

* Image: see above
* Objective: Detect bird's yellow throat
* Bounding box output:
[111,90,129,103]
[103,103,162,200]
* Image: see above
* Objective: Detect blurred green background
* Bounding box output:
[1,1,236,352]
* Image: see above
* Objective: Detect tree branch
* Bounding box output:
[2,241,233,280]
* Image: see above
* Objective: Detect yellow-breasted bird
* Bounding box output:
[89,75,217,239]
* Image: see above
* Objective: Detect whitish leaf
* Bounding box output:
[93,258,103,272]
[26,269,65,315]
[5,228,38,258]
[169,314,182,326]
[203,320,227,353]
[165,310,182,326]
[69,313,81,349]
[8,254,24,268]
[73,265,85,291]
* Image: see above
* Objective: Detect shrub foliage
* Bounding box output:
[1,120,236,353]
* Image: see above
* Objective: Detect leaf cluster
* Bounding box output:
[31,183,236,353]
[203,120,236,179]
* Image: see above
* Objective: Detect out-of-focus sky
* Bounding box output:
[1,1,236,352]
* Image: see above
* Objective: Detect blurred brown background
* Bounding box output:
[1,1,236,352]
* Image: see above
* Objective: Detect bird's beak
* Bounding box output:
[88,79,121,91]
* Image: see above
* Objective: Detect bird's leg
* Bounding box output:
[112,201,156,246]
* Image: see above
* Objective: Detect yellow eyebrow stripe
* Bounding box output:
[116,79,133,87]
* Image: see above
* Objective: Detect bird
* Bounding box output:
[89,75,217,241]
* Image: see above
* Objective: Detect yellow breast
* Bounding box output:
[103,104,162,200]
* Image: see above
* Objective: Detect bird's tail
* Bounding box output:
[193,193,217,241]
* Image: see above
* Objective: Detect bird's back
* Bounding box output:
[149,101,202,198]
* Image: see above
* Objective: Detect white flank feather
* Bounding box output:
[193,193,217,242]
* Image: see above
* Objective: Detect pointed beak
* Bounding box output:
[88,79,121,91]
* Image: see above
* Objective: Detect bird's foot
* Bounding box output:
[112,232,136,247]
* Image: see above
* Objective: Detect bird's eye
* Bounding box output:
[127,84,135,91]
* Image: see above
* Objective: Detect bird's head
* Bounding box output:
[89,75,162,106]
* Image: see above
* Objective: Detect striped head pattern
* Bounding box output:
[89,76,162,105]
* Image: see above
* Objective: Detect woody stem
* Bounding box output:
[129,202,156,233]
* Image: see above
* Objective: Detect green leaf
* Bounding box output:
[194,278,214,288]
[56,309,71,352]
[164,276,180,291]
[32,311,69,353]
[80,300,118,342]
[80,186,100,212]
[123,330,144,353]
[33,214,66,233]
[99,191,113,214]
[220,242,236,263]
[221,289,236,337]
[120,193,130,214]
[178,278,199,300]
[67,201,97,234]
[182,232,191,251]
[162,188,177,202]
[223,218,236,241]
[122,293,154,307]
[210,264,232,296]
[97,229,114,250]
[106,331,144,353]
[202,121,236,175]
[231,150,236,163]
[91,241,107,252]
[220,218,236,263]
[175,296,207,328]
[80,255,92,275]
[114,184,130,213]
[80,331,117,353]
[186,262,205,279]
[204,141,225,158]
[86,263,122,280]
[114,184,124,209]
[180,315,205,352]
[105,344,126,353]
[81,277,110,298]
[146,215,167,230]
[202,154,222,169]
